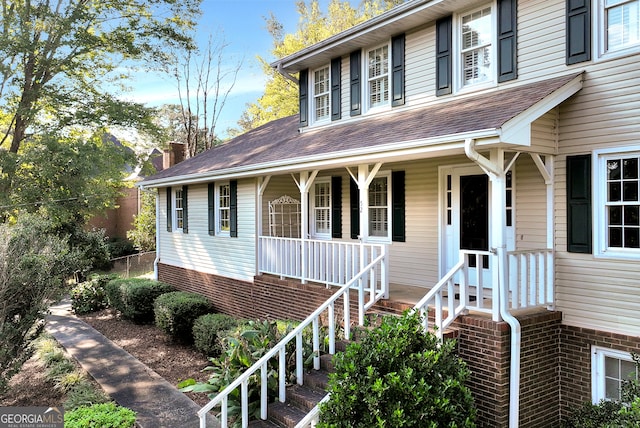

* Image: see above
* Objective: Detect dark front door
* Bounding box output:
[460,174,489,268]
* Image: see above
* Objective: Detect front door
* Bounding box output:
[442,166,492,288]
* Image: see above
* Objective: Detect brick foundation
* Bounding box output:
[558,325,640,421]
[159,263,639,428]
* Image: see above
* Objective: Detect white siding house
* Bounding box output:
[142,0,640,426]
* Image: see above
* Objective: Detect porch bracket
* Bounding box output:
[258,176,272,196]
[531,153,553,184]
[346,162,383,188]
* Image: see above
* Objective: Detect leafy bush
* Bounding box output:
[106,237,136,259]
[127,190,156,252]
[563,353,640,427]
[192,313,239,357]
[318,311,476,428]
[154,291,212,342]
[106,278,174,323]
[179,319,315,424]
[64,402,136,428]
[70,274,116,314]
[64,382,110,411]
[53,370,85,393]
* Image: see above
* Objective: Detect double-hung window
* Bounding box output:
[460,6,494,87]
[592,347,639,402]
[368,173,391,239]
[594,149,640,256]
[367,44,389,109]
[313,66,330,122]
[174,188,184,231]
[312,179,331,238]
[604,0,640,53]
[218,182,231,235]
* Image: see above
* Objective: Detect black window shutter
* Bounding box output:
[331,57,341,121]
[230,180,238,238]
[391,34,405,107]
[567,155,592,253]
[566,0,591,65]
[497,0,518,82]
[350,179,360,239]
[331,176,342,238]
[392,171,406,242]
[208,183,215,236]
[182,185,189,233]
[350,50,361,116]
[436,16,453,96]
[299,69,309,127]
[166,187,172,232]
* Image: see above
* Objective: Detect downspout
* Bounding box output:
[153,189,160,280]
[464,138,521,428]
[275,63,299,85]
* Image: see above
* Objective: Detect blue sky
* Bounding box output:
[127,0,337,137]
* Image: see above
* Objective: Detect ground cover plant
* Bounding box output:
[318,311,476,427]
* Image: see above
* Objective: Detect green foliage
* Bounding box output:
[64,382,111,412]
[192,313,240,357]
[64,402,136,428]
[127,190,156,252]
[107,238,137,259]
[106,278,175,324]
[154,291,212,342]
[0,215,81,393]
[70,274,117,315]
[179,319,315,425]
[318,311,476,428]
[563,353,640,427]
[236,0,404,133]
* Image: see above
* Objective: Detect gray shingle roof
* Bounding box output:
[143,73,581,185]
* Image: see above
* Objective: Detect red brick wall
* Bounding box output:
[558,325,640,422]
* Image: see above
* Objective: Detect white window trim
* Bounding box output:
[595,0,640,60]
[364,42,391,114]
[592,346,636,403]
[593,146,640,259]
[216,181,231,237]
[453,2,497,93]
[173,188,184,232]
[312,65,331,124]
[366,170,392,243]
[310,178,332,239]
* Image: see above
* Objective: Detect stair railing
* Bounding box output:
[197,251,387,428]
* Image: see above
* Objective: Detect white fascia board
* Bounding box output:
[500,73,584,146]
[139,128,500,189]
[274,0,444,72]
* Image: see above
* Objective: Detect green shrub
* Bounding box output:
[70,274,116,314]
[106,237,136,259]
[154,291,212,342]
[318,311,476,428]
[106,278,174,323]
[64,382,110,411]
[192,313,239,357]
[64,402,136,428]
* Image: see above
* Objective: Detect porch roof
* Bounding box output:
[142,72,583,188]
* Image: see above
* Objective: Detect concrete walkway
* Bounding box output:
[46,300,219,428]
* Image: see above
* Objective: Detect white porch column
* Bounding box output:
[292,171,318,284]
[256,176,271,276]
[489,149,507,323]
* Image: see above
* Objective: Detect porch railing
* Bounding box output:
[198,249,388,428]
[507,248,554,310]
[259,237,388,314]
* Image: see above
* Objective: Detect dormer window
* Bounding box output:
[313,66,330,122]
[367,44,390,109]
[460,6,494,87]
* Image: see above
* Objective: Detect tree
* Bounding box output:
[236,0,405,133]
[169,32,243,158]
[1,132,136,225]
[0,0,201,154]
[0,215,82,392]
[127,189,157,252]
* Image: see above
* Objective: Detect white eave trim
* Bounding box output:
[140,128,500,188]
